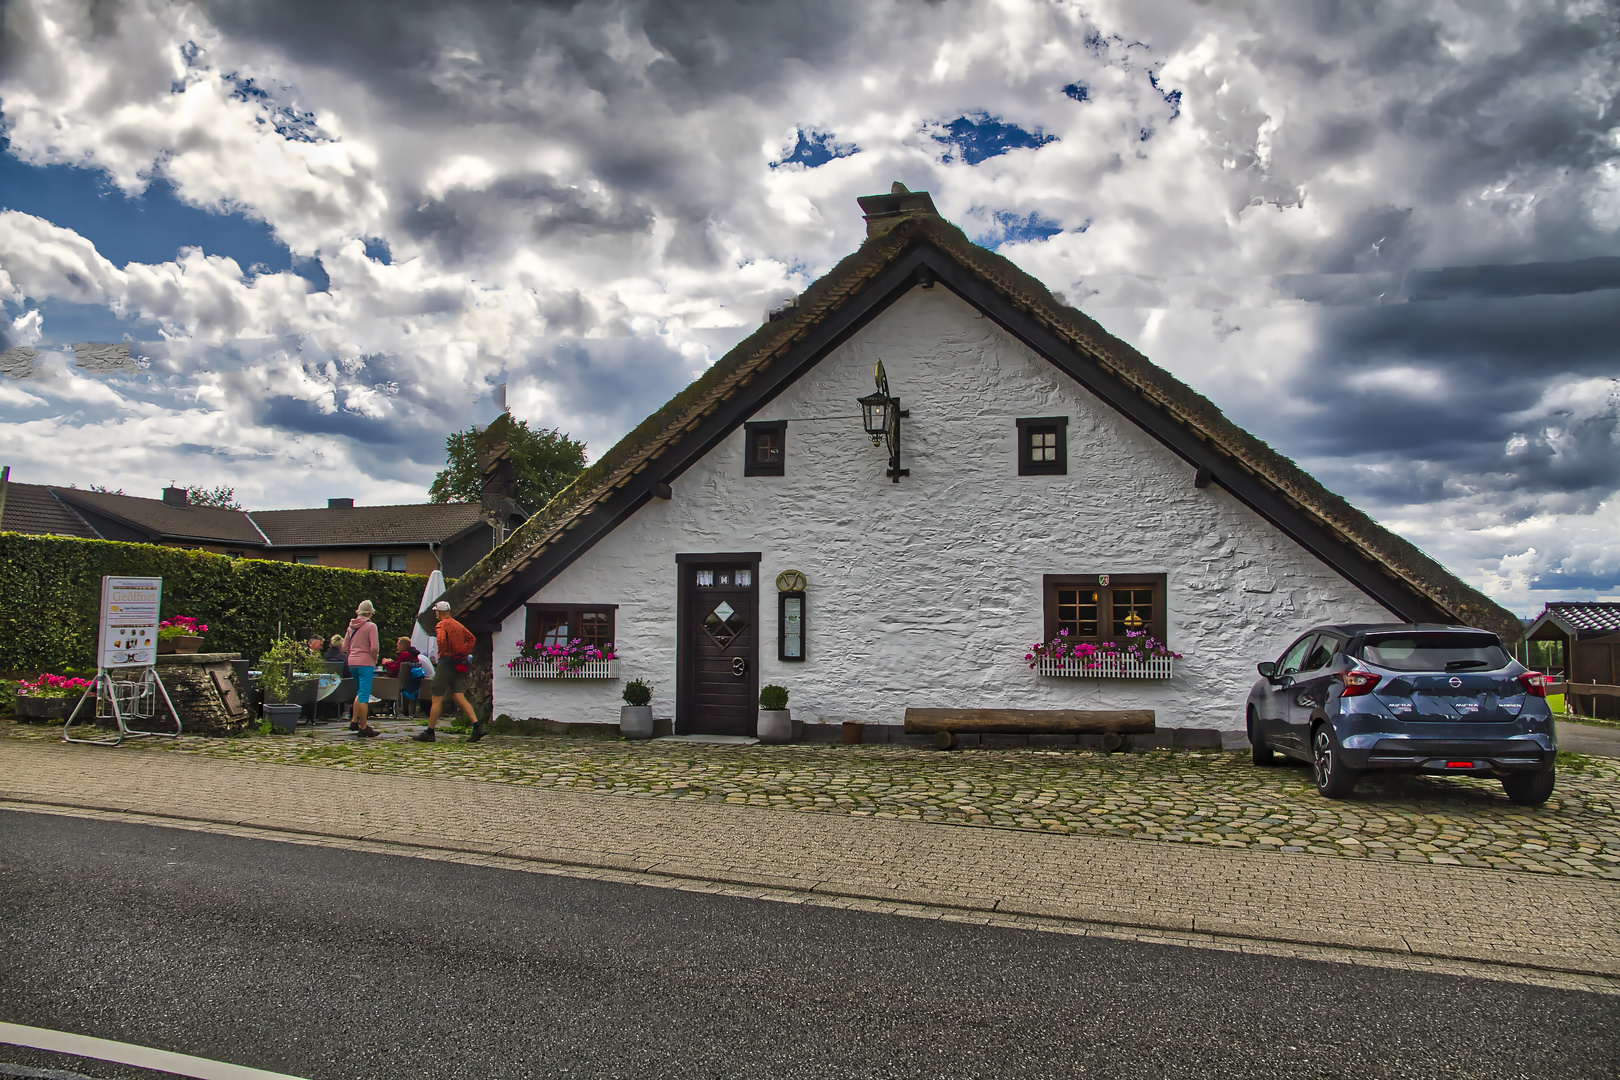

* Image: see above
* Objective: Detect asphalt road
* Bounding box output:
[2,813,1615,1080]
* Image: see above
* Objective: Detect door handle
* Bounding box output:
[731,657,747,678]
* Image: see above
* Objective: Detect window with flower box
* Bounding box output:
[1042,574,1167,644]
[525,604,617,651]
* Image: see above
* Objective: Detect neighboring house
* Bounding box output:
[1525,602,1620,718]
[438,186,1519,736]
[0,481,522,578]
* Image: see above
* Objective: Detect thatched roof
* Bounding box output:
[436,198,1520,644]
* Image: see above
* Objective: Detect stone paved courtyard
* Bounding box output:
[5,718,1616,879]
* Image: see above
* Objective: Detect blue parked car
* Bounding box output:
[1245,624,1556,804]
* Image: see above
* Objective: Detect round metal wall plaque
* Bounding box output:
[776,569,807,592]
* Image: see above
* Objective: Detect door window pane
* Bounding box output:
[695,569,714,586]
[735,569,752,587]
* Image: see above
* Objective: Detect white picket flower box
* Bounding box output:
[506,658,621,680]
[1037,655,1174,679]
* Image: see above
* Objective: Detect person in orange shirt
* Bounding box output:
[415,600,484,743]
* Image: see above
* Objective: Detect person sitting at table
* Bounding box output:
[323,634,347,665]
[384,637,424,717]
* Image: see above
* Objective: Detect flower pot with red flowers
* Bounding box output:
[158,616,210,655]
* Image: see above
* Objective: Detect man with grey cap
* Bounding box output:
[414,600,484,742]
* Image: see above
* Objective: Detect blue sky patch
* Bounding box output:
[933,114,1057,166]
[0,142,292,273]
[1062,82,1089,102]
[979,211,1063,249]
[362,237,393,265]
[1149,72,1182,120]
[771,129,858,169]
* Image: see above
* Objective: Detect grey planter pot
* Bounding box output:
[262,703,302,734]
[16,695,80,722]
[619,705,655,740]
[757,709,793,744]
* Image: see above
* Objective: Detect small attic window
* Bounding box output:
[744,421,786,477]
[1016,416,1068,476]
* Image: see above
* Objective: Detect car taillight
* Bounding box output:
[1339,670,1381,697]
[1517,672,1547,698]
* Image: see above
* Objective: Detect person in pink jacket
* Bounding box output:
[344,600,381,737]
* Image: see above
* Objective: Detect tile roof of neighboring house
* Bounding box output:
[251,503,493,547]
[53,488,269,545]
[437,191,1523,644]
[1530,602,1620,636]
[0,482,101,539]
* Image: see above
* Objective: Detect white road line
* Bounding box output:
[0,1024,310,1080]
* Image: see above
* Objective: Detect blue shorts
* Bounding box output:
[352,665,375,702]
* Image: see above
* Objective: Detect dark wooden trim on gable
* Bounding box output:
[459,240,1448,630]
[913,247,1448,625]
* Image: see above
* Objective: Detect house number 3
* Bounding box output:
[732,657,747,678]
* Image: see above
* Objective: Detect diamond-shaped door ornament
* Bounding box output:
[702,601,745,648]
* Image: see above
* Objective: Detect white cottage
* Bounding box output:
[440,186,1518,738]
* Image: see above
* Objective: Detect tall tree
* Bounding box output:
[429,420,587,512]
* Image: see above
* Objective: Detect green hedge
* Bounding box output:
[1,532,439,675]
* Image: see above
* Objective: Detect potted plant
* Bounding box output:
[256,636,321,733]
[15,674,95,722]
[758,684,792,744]
[158,615,209,655]
[620,679,655,740]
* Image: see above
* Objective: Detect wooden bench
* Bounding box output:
[904,708,1155,751]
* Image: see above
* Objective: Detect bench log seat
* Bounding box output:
[904,708,1155,751]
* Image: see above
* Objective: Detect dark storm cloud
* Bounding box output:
[205,0,863,106]
[1286,285,1620,511]
[401,173,657,266]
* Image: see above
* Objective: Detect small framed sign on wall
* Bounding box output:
[779,590,806,662]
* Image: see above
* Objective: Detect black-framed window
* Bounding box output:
[744,420,787,476]
[292,554,319,565]
[1042,573,1168,644]
[370,552,408,572]
[525,604,618,651]
[1016,416,1068,475]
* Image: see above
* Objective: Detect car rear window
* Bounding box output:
[1360,632,1510,673]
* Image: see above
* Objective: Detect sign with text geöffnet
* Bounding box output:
[98,575,162,668]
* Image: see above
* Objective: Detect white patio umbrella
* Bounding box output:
[410,569,445,677]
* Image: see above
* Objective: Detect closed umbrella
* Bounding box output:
[411,569,445,678]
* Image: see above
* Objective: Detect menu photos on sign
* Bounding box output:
[99,576,162,669]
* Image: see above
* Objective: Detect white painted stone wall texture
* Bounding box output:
[496,288,1394,729]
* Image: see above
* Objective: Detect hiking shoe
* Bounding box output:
[413,728,436,743]
[357,727,379,738]
[467,722,486,744]
[348,721,360,731]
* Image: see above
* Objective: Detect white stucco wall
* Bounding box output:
[495,287,1394,729]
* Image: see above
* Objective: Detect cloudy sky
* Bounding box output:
[0,0,1615,614]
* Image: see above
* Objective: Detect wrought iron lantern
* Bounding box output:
[857,360,909,482]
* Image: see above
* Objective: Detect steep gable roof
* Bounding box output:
[429,198,1521,643]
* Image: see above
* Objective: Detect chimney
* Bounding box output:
[162,486,189,507]
[857,181,938,237]
[328,497,355,509]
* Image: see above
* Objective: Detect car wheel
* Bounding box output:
[1248,709,1275,766]
[1311,724,1359,799]
[1501,766,1556,807]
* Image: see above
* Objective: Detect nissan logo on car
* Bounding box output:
[1449,677,1463,688]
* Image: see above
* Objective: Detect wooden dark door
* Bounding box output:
[678,558,759,736]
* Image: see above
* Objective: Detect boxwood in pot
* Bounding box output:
[620,679,655,740]
[757,684,792,744]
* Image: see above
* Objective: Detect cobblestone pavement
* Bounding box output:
[6,719,1616,880]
